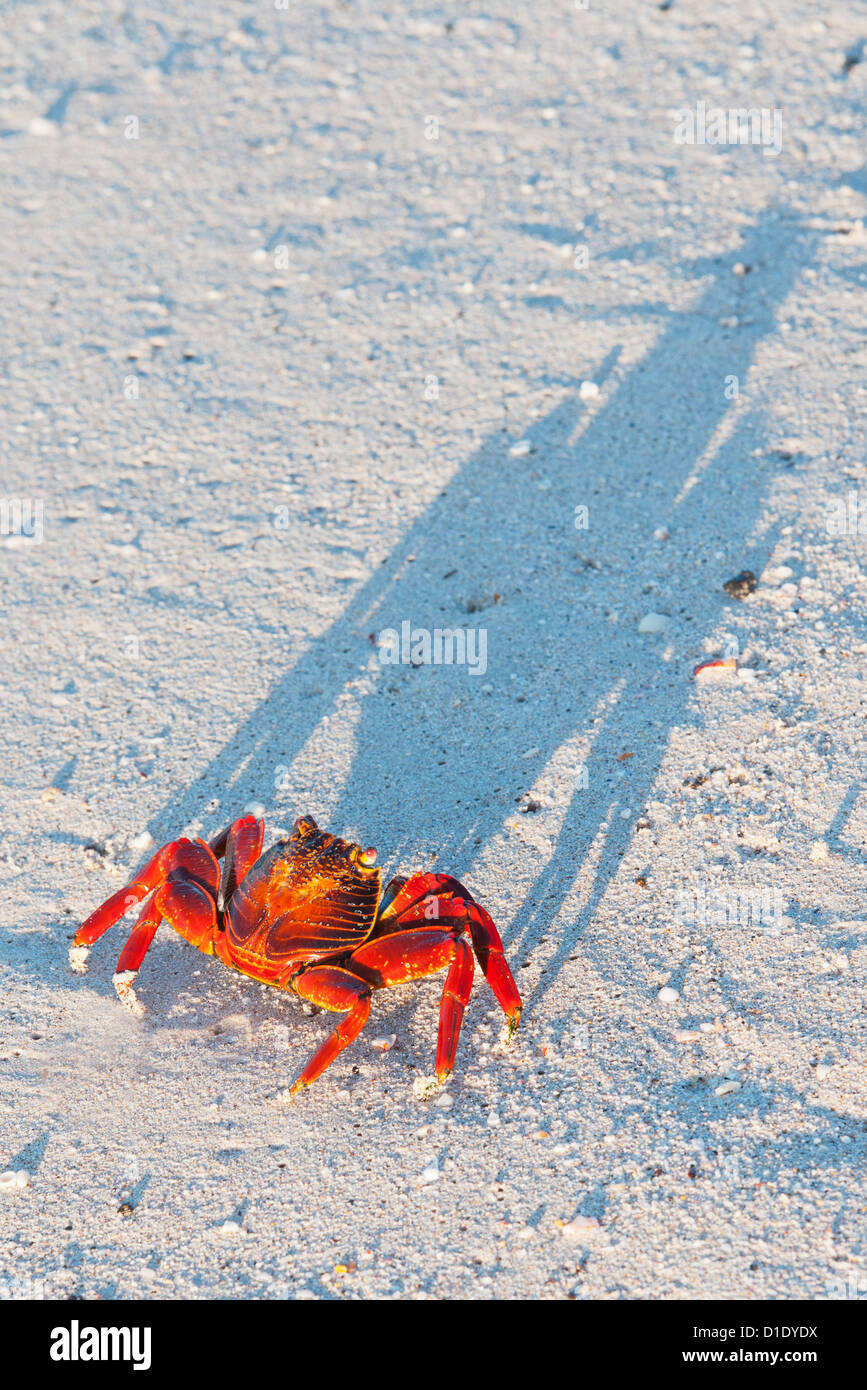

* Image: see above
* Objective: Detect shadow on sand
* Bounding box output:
[73,205,821,1039]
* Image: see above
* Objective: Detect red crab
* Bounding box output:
[69,814,522,1093]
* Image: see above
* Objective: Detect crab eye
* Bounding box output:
[358,847,377,866]
[292,815,318,838]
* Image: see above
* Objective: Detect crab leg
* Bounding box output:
[112,897,163,1018]
[209,815,264,905]
[435,936,474,1081]
[287,967,372,1094]
[104,876,220,1018]
[461,900,522,1037]
[70,843,176,960]
[377,874,522,1035]
[287,929,479,1093]
[69,839,219,973]
[355,926,477,1080]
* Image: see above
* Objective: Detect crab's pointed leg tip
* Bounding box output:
[69,944,90,975]
[507,1010,522,1040]
[277,1080,306,1104]
[113,971,146,1019]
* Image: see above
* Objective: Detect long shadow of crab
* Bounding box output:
[71,206,823,1073]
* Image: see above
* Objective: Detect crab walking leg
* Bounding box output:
[110,877,219,1018]
[69,845,173,969]
[359,912,476,1076]
[380,883,523,1036]
[112,898,163,1019]
[436,936,474,1081]
[352,926,478,1082]
[209,815,264,906]
[462,901,522,1036]
[70,837,220,970]
[286,967,372,1094]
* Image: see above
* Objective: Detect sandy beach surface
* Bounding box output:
[1,0,866,1300]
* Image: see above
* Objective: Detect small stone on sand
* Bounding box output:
[638,612,669,634]
[0,1170,30,1192]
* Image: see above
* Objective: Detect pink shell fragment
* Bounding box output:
[693,657,737,680]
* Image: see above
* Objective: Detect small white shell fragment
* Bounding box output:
[579,380,599,400]
[658,986,680,1004]
[0,1170,30,1192]
[638,612,669,634]
[509,439,531,458]
[487,1111,501,1128]
[131,831,154,853]
[561,1215,601,1239]
[417,1162,440,1186]
[674,1030,702,1043]
[371,1035,397,1052]
[714,1080,741,1097]
[243,801,266,819]
[217,1220,243,1236]
[810,841,830,864]
[814,1064,831,1081]
[653,526,669,541]
[69,944,89,974]
[434,1092,454,1110]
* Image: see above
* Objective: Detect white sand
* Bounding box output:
[1,1,865,1300]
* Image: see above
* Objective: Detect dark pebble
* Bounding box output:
[723,570,757,599]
